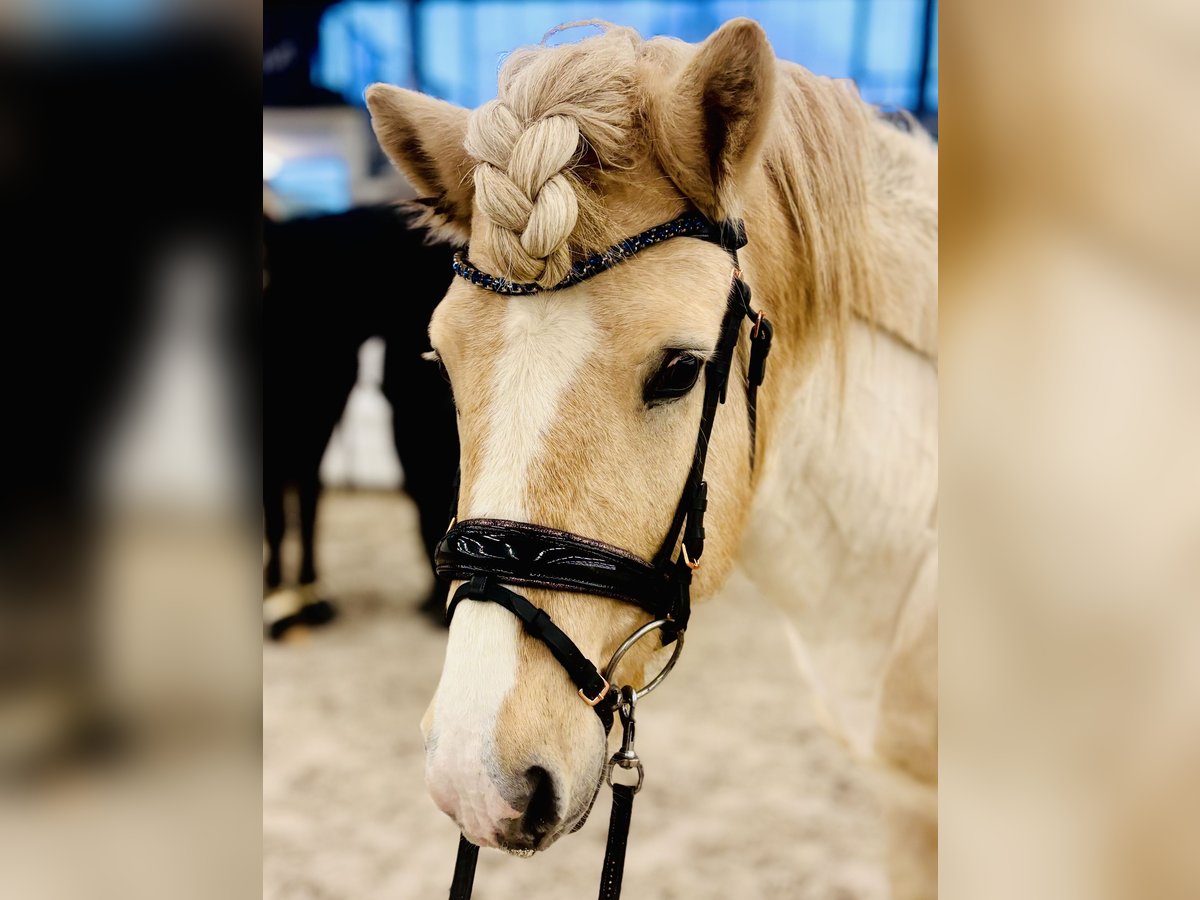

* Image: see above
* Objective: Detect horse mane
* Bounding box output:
[759,65,874,353]
[760,64,937,358]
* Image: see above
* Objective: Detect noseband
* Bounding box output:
[435,211,773,900]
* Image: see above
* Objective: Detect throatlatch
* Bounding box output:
[436,211,772,900]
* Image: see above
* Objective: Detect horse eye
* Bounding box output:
[645,351,702,404]
[424,350,451,385]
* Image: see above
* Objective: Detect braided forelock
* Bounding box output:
[463,23,642,287]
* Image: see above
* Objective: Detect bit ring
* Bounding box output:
[602,620,685,699]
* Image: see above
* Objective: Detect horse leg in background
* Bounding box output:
[295,473,336,626]
[264,475,285,591]
[297,473,319,587]
[383,336,459,626]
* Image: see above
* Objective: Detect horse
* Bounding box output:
[366,19,937,897]
[263,205,459,634]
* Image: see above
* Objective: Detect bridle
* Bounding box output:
[434,211,773,900]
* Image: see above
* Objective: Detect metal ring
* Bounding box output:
[605,756,645,794]
[602,619,685,699]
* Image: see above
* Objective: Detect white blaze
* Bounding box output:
[426,289,599,843]
[471,292,600,518]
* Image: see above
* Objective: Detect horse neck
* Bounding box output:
[732,108,938,754]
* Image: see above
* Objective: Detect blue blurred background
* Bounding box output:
[263,0,937,215]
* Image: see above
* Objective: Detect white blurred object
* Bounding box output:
[94,239,241,516]
[262,147,283,180]
[320,337,403,490]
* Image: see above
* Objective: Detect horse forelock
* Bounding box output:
[462,24,671,287]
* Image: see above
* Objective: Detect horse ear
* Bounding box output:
[649,18,776,221]
[365,84,474,243]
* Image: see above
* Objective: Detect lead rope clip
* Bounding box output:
[604,685,644,794]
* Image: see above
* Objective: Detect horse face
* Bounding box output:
[421,239,751,851]
[366,18,775,852]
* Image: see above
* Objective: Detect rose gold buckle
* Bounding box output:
[681,544,701,570]
[578,676,611,707]
[751,311,764,339]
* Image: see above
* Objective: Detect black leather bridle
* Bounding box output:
[434,211,773,900]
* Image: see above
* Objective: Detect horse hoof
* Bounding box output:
[300,598,337,626]
[264,587,338,640]
[268,615,307,641]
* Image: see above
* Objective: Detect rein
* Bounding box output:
[435,211,773,899]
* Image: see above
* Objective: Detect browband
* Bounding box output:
[451,211,746,294]
[436,211,771,725]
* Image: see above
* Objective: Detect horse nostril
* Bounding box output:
[519,766,560,841]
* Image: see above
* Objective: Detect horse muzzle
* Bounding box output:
[424,738,600,852]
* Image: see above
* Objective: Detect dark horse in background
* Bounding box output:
[263,205,457,637]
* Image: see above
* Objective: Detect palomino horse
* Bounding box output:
[367,19,937,898]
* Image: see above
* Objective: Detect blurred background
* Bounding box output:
[260,4,937,899]
[264,0,937,217]
[3,0,1198,897]
[0,7,259,900]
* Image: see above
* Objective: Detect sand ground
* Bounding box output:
[264,490,887,899]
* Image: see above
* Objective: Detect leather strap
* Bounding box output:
[747,309,773,469]
[449,835,478,900]
[448,575,615,728]
[437,519,671,618]
[647,251,758,643]
[452,212,748,295]
[597,783,636,900]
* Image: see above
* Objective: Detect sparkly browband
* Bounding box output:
[451,211,747,295]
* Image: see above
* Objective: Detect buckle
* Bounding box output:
[716,219,748,252]
[681,543,702,570]
[578,676,611,707]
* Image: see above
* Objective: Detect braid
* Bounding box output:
[466,101,581,287]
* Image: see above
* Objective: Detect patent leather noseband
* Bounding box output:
[435,211,773,900]
[440,519,671,612]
